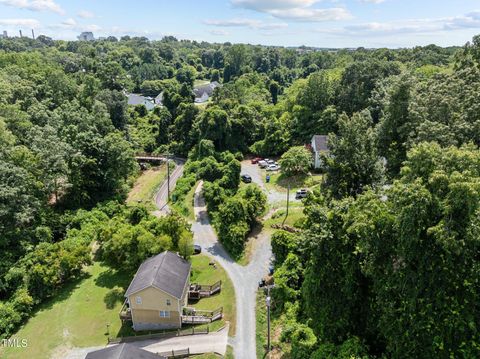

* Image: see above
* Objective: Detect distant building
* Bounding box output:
[126,93,155,111]
[193,81,221,103]
[0,31,7,39]
[311,135,330,169]
[77,32,94,41]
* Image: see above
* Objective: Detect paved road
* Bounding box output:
[153,159,185,216]
[192,181,272,359]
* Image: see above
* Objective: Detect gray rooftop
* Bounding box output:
[312,135,329,152]
[125,251,191,299]
[86,343,164,359]
[127,94,153,106]
[193,81,220,98]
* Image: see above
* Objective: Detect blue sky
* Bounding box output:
[0,0,480,48]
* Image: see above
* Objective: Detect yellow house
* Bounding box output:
[123,251,191,331]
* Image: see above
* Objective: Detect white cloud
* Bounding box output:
[360,0,386,3]
[0,0,64,15]
[0,17,40,27]
[77,10,95,19]
[209,29,230,36]
[232,0,321,11]
[269,7,351,22]
[204,18,288,30]
[61,17,76,27]
[231,0,351,22]
[317,11,480,37]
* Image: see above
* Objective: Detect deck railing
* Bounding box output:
[188,280,222,299]
[181,306,223,324]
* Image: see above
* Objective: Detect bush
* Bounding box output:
[290,324,318,359]
[271,230,297,265]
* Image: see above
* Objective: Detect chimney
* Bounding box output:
[19,29,22,38]
[31,29,35,39]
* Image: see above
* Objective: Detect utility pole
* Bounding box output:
[265,284,275,356]
[166,154,170,202]
[266,288,271,355]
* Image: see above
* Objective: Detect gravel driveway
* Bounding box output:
[241,160,300,204]
[192,181,272,359]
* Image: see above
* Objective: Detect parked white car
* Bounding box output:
[258,160,268,168]
[266,164,280,171]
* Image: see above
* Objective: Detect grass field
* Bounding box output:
[263,171,323,193]
[1,262,131,359]
[126,165,167,209]
[264,206,306,229]
[190,255,236,336]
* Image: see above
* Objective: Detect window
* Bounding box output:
[159,311,170,318]
[136,296,142,305]
[166,299,171,306]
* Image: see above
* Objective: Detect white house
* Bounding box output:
[311,135,329,169]
[127,94,155,111]
[193,81,221,103]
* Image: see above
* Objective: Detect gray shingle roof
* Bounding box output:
[312,135,329,152]
[127,94,153,106]
[125,251,191,299]
[193,81,220,98]
[86,343,165,359]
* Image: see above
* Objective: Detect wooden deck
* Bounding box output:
[188,280,222,300]
[181,307,223,324]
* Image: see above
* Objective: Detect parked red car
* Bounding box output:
[251,157,263,164]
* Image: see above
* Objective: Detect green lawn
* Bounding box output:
[190,255,236,336]
[126,165,167,209]
[194,79,210,87]
[264,207,306,229]
[263,170,323,193]
[1,262,131,359]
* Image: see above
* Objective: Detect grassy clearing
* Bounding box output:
[2,262,131,359]
[172,180,197,220]
[262,170,323,193]
[190,255,236,336]
[264,207,306,229]
[194,79,211,87]
[126,165,167,209]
